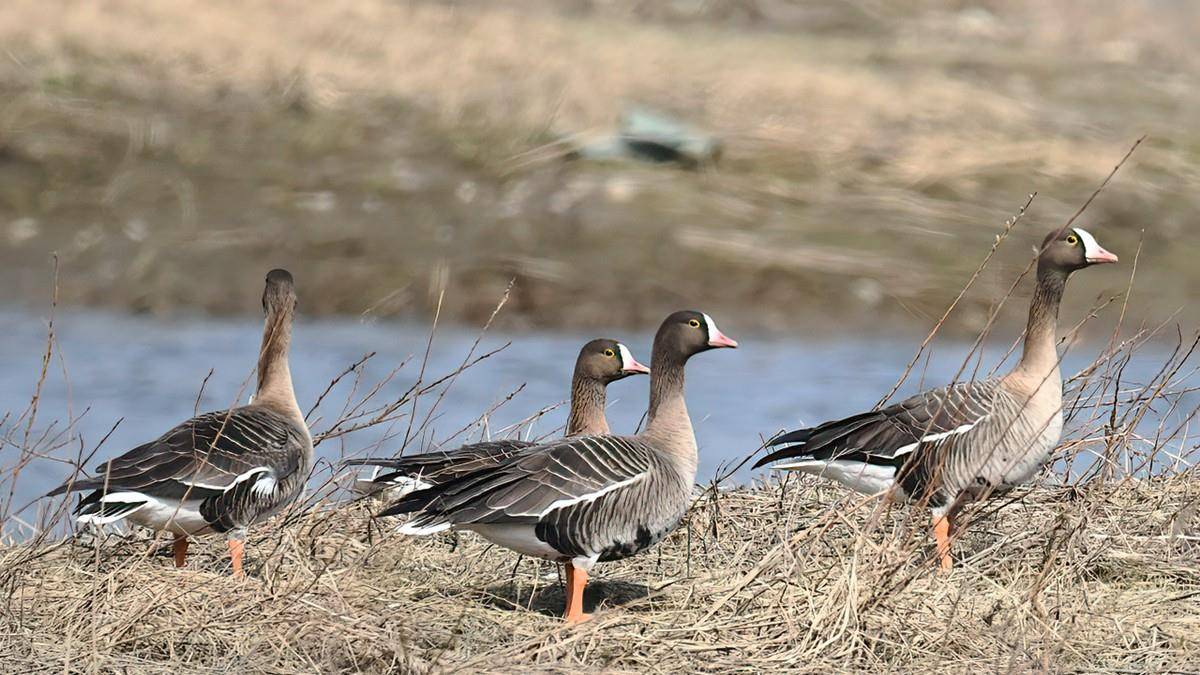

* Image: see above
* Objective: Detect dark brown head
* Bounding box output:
[652,310,738,366]
[262,268,297,315]
[574,338,650,384]
[1038,227,1118,276]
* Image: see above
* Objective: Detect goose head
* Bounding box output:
[576,338,651,383]
[654,310,738,364]
[262,268,297,315]
[1039,227,1118,274]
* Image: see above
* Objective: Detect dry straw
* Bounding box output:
[2,144,1199,672]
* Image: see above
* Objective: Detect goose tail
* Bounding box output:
[752,427,816,469]
[43,476,106,499]
[376,487,441,518]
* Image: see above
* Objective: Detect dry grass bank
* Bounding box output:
[0,1,1196,331]
[4,303,1198,670]
[2,478,1198,672]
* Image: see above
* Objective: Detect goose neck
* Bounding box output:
[1015,266,1066,382]
[644,355,697,474]
[253,305,302,423]
[567,375,609,436]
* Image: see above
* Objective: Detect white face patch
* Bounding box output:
[701,312,720,344]
[1073,228,1103,260]
[617,343,637,371]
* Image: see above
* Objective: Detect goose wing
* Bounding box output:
[754,379,1001,469]
[379,435,654,529]
[47,407,304,504]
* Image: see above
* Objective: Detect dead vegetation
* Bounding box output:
[1,476,1198,672]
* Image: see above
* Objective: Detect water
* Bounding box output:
[0,307,1192,526]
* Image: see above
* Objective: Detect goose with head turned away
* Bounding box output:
[378,311,737,623]
[46,269,312,577]
[754,228,1118,571]
[344,338,650,499]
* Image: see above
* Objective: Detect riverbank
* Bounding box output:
[2,478,1198,672]
[2,262,1197,671]
[0,1,1196,334]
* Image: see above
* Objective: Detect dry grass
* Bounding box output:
[0,1,1197,330]
[2,477,1198,672]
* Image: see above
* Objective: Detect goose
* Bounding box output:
[378,311,737,623]
[344,338,650,498]
[754,227,1118,571]
[46,269,312,577]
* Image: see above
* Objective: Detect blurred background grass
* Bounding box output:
[0,0,1195,335]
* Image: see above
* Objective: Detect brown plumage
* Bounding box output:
[47,269,312,577]
[381,310,738,623]
[755,227,1119,571]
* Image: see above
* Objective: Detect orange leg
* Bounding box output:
[563,562,592,624]
[932,514,953,573]
[172,535,189,568]
[227,539,245,578]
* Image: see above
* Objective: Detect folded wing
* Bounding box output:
[380,435,654,532]
[755,380,1000,469]
[48,407,303,510]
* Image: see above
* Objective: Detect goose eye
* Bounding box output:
[603,348,615,358]
[688,319,701,328]
[1066,234,1078,245]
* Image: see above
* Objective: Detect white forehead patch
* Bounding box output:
[1073,228,1102,259]
[701,312,719,343]
[617,343,636,370]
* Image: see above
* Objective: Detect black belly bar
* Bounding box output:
[598,524,659,562]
